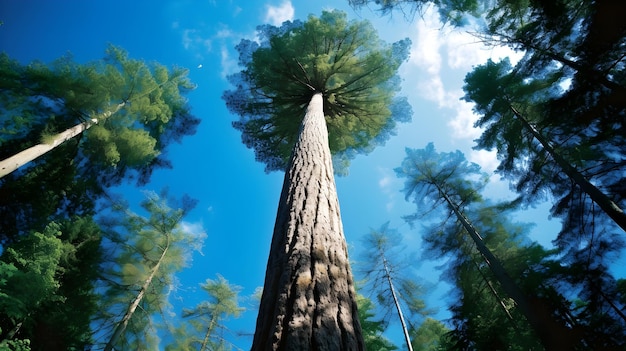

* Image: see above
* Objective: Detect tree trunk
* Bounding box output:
[200,313,218,351]
[382,258,413,351]
[0,102,125,179]
[104,236,169,351]
[509,105,626,233]
[251,93,364,350]
[438,189,577,351]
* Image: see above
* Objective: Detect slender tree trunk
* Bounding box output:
[200,313,218,351]
[470,259,518,327]
[509,105,626,232]
[438,189,577,350]
[0,102,125,179]
[251,93,364,350]
[104,237,169,351]
[382,258,413,351]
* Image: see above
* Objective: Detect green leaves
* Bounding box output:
[224,10,411,173]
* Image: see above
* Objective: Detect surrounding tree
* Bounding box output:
[359,222,429,351]
[0,216,102,351]
[396,143,578,350]
[223,10,411,350]
[95,191,205,351]
[0,47,200,245]
[167,275,244,351]
[410,318,451,351]
[356,293,398,351]
[463,58,626,233]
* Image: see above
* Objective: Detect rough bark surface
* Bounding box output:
[251,93,364,351]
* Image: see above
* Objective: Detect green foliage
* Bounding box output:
[359,222,429,324]
[168,275,244,351]
[356,294,398,351]
[410,318,451,351]
[348,0,483,26]
[0,216,100,350]
[0,334,31,351]
[96,190,205,351]
[224,10,411,173]
[0,223,64,323]
[0,46,199,245]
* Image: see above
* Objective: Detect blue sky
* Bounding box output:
[2,0,620,349]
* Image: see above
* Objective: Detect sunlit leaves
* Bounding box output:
[96,191,206,351]
[224,10,411,173]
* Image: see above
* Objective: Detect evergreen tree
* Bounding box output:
[0,216,101,350]
[356,293,398,351]
[359,222,429,351]
[396,143,577,350]
[0,47,200,245]
[223,10,411,350]
[410,318,451,351]
[167,275,244,351]
[95,191,205,351]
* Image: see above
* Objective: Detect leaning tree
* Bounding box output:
[223,10,411,350]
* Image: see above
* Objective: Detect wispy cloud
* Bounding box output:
[407,5,522,142]
[468,149,499,174]
[378,168,399,212]
[264,1,294,26]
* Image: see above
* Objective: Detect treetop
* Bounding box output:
[223,10,412,173]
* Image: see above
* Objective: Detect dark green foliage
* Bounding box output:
[0,216,101,350]
[348,0,482,26]
[223,10,411,173]
[410,318,452,351]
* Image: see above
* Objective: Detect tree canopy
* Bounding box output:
[223,10,411,173]
[0,46,200,244]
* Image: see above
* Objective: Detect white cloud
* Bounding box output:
[468,149,499,174]
[446,99,482,140]
[220,45,238,79]
[264,1,294,26]
[409,9,442,75]
[407,5,522,143]
[180,220,208,254]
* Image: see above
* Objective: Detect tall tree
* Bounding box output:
[359,222,428,351]
[223,10,411,350]
[463,58,626,233]
[395,143,577,350]
[0,47,200,245]
[167,275,244,351]
[96,191,205,351]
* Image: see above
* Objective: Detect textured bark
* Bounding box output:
[252,93,364,350]
[0,102,125,179]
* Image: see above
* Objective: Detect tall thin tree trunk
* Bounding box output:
[438,188,576,351]
[509,105,626,232]
[382,258,413,351]
[0,102,125,179]
[251,93,364,350]
[200,313,218,351]
[104,236,169,351]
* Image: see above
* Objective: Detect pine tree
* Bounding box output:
[223,10,411,350]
